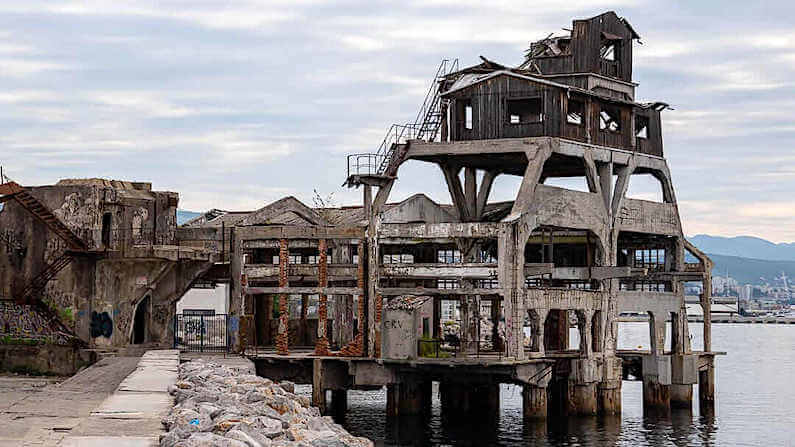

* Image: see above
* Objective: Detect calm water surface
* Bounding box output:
[319,324,795,446]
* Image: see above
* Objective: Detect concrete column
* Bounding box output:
[330,389,347,419]
[643,379,671,415]
[671,384,693,409]
[699,358,716,412]
[643,354,671,415]
[440,381,499,417]
[312,359,326,414]
[598,380,622,415]
[387,378,431,417]
[568,382,598,416]
[522,385,547,419]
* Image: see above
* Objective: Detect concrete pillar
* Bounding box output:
[440,381,499,417]
[567,382,598,416]
[522,385,547,419]
[643,379,671,415]
[330,389,347,419]
[312,359,326,414]
[699,359,715,412]
[387,378,432,417]
[598,380,622,415]
[671,384,693,409]
[642,354,671,415]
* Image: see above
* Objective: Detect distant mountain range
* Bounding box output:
[688,235,795,262]
[175,210,794,286]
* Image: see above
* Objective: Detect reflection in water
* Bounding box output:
[331,324,791,445]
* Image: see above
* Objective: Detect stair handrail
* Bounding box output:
[346,58,460,181]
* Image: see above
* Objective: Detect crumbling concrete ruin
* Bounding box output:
[0,11,718,420]
[0,178,215,358]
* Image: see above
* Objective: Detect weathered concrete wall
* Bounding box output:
[0,344,95,375]
[0,301,71,344]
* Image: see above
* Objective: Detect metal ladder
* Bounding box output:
[373,58,459,175]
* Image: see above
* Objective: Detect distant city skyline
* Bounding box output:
[1,1,794,241]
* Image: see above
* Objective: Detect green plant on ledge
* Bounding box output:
[418,337,450,358]
[0,335,45,346]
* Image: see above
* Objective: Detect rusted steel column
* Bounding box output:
[276,238,289,355]
[315,238,330,355]
[374,293,383,357]
[338,241,366,357]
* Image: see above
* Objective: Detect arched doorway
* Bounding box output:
[132,296,150,344]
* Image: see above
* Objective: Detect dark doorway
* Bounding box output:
[101,213,112,248]
[132,296,150,344]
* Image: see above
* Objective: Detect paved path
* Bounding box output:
[0,350,179,447]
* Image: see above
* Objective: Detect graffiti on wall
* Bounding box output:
[0,301,70,344]
[53,192,99,234]
[89,311,113,338]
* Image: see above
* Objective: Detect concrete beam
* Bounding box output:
[244,286,362,295]
[235,226,365,240]
[379,222,504,239]
[377,287,503,296]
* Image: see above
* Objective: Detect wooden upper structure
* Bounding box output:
[439,12,665,157]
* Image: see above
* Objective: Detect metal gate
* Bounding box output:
[173,313,229,352]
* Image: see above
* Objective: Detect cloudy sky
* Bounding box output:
[1,1,793,241]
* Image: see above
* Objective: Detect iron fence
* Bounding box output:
[173,313,229,352]
[417,337,508,359]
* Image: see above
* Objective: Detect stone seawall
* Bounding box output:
[161,359,373,446]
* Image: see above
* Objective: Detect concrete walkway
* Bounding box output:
[0,350,179,447]
[61,350,179,446]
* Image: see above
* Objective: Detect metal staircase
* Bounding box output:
[347,58,459,181]
[1,181,89,314]
[19,252,74,304]
[7,182,88,251]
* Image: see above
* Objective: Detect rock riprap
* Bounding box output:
[160,359,373,447]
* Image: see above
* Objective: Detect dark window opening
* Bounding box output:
[599,108,621,132]
[422,317,430,338]
[567,100,584,125]
[636,116,649,139]
[507,98,543,124]
[101,213,112,247]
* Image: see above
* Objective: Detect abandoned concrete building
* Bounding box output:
[0,11,719,421]
[0,178,215,361]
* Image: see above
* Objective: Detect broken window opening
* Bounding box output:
[437,249,462,264]
[382,253,414,264]
[633,248,666,272]
[507,98,544,124]
[636,116,649,139]
[601,42,617,61]
[599,108,621,132]
[567,100,584,125]
[437,279,459,290]
[476,279,500,289]
[477,249,497,263]
[465,104,473,130]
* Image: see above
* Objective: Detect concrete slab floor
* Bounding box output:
[0,353,174,446]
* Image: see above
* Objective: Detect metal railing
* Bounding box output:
[346,58,459,180]
[417,336,508,359]
[173,313,229,353]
